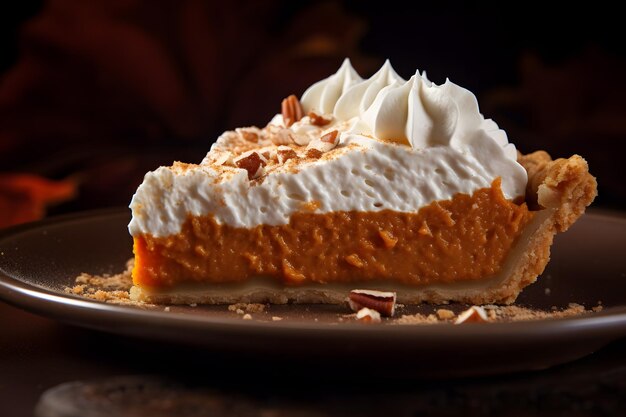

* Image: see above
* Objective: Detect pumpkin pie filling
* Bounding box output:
[133,179,534,290]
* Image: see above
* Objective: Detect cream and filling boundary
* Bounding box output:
[130,61,527,237]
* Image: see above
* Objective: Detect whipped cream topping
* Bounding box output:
[300,59,363,115]
[302,58,518,160]
[129,60,527,237]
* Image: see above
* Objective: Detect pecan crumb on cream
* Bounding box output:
[320,130,339,144]
[308,111,332,126]
[234,151,266,180]
[276,146,298,164]
[306,130,339,155]
[238,129,259,143]
[305,148,323,159]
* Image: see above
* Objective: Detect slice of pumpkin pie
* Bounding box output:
[128,59,596,305]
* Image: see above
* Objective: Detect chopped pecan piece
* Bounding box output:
[356,307,381,323]
[455,306,489,324]
[240,130,258,142]
[320,130,339,144]
[308,111,332,126]
[277,146,298,164]
[234,151,266,180]
[281,94,304,127]
[305,148,323,159]
[306,130,340,155]
[348,289,397,317]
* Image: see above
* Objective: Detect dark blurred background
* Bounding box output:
[1,0,625,228]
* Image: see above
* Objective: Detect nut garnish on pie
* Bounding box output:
[128,59,596,305]
[347,289,397,317]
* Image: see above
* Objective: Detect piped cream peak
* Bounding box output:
[300,60,517,160]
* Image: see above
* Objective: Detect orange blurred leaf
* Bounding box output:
[0,174,76,228]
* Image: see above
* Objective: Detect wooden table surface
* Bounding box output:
[2,300,626,417]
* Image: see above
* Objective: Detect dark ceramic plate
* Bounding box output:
[1,208,626,377]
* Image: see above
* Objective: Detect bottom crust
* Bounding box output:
[130,152,596,306]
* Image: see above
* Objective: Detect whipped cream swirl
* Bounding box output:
[303,59,517,157]
[300,58,525,199]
